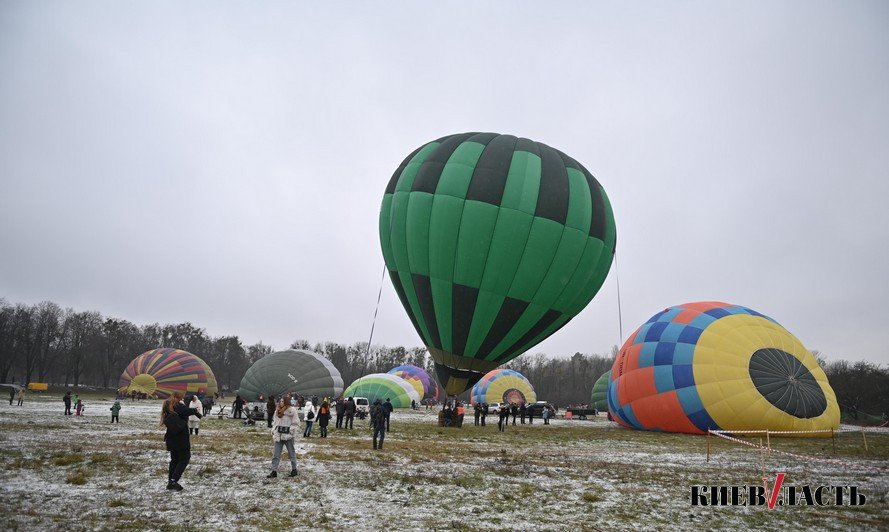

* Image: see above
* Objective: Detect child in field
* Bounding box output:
[75,399,84,416]
[110,400,121,423]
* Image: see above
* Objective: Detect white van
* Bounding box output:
[354,397,370,417]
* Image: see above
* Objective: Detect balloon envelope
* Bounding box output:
[470,368,537,406]
[608,302,840,436]
[118,348,217,399]
[237,350,344,402]
[388,364,439,401]
[590,370,611,411]
[343,373,421,408]
[380,132,616,395]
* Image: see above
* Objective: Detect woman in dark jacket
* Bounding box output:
[160,391,201,491]
[317,400,331,438]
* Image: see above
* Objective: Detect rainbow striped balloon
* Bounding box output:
[388,364,439,401]
[118,348,218,399]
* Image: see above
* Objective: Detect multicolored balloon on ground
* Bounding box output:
[388,364,439,401]
[118,348,218,398]
[608,302,840,436]
[469,368,537,406]
[343,373,420,408]
[380,132,616,395]
[237,350,344,402]
[590,370,611,411]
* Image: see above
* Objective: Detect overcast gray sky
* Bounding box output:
[1,1,887,365]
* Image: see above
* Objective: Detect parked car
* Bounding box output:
[354,397,369,419]
[525,401,557,417]
[486,402,502,415]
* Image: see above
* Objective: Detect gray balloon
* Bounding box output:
[237,350,343,401]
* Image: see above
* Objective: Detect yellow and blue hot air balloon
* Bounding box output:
[608,302,839,436]
[470,368,537,406]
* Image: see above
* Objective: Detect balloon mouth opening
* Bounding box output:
[502,388,526,405]
[128,374,158,395]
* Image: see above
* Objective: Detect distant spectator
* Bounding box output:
[335,399,345,429]
[17,388,25,406]
[371,399,386,449]
[317,400,331,438]
[110,400,121,423]
[75,399,84,416]
[266,395,276,428]
[302,399,316,437]
[188,395,202,435]
[382,398,394,432]
[344,397,356,429]
[63,391,72,416]
[520,402,527,424]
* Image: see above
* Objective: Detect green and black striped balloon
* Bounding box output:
[380,133,616,395]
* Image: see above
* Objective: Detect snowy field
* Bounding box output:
[0,394,887,531]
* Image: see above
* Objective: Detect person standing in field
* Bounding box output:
[160,391,202,491]
[63,391,72,415]
[344,397,356,430]
[188,395,202,435]
[17,388,25,406]
[232,395,244,419]
[268,393,299,478]
[266,395,276,428]
[371,399,386,450]
[335,398,345,429]
[382,398,393,432]
[473,403,481,426]
[110,400,121,423]
[75,399,84,416]
[317,400,331,438]
[498,405,507,432]
[302,398,316,437]
[511,403,518,425]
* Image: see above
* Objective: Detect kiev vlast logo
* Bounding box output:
[692,474,866,509]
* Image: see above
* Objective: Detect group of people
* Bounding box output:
[7,387,25,406]
[62,391,85,416]
[470,401,555,431]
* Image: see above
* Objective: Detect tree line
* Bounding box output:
[1,298,887,419]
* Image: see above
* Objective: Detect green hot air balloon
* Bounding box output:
[380,133,616,395]
[590,369,611,412]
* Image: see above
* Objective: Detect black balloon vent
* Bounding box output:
[749,348,827,419]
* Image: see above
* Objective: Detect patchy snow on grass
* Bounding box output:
[1,396,887,531]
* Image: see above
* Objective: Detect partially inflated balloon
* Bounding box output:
[590,370,611,411]
[237,350,344,402]
[343,373,420,408]
[470,368,537,406]
[118,348,217,398]
[380,133,616,395]
[608,302,839,436]
[388,364,439,401]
